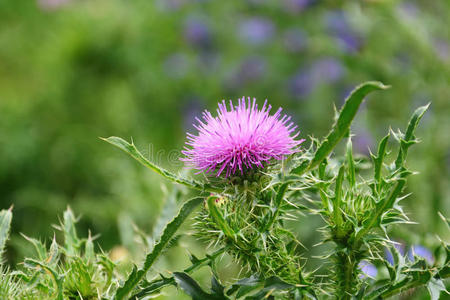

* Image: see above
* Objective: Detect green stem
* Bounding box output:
[102,136,221,193]
[335,250,359,300]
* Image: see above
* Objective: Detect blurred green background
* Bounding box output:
[0,0,449,297]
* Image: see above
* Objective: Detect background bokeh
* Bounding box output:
[0,0,449,298]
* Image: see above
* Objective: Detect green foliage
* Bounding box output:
[0,207,117,299]
[293,81,389,175]
[115,197,204,300]
[1,80,449,299]
[0,207,12,262]
[101,82,448,299]
[102,136,220,193]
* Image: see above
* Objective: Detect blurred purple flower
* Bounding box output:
[156,0,186,11]
[182,98,205,132]
[239,17,275,45]
[385,241,406,265]
[164,53,190,78]
[225,56,266,90]
[283,0,314,14]
[358,260,377,279]
[398,2,419,19]
[283,28,308,53]
[245,0,267,5]
[311,58,344,83]
[37,0,70,10]
[408,245,434,265]
[325,11,362,54]
[354,130,374,156]
[394,52,412,71]
[288,69,315,99]
[184,16,212,49]
[239,56,266,81]
[434,39,449,62]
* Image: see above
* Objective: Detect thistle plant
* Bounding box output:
[0,82,449,299]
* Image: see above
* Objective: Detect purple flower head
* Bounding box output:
[358,260,377,279]
[239,18,275,45]
[182,98,304,177]
[408,245,434,265]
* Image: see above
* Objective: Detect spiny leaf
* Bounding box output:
[152,187,181,239]
[394,103,430,169]
[346,138,355,187]
[24,258,64,300]
[63,206,80,256]
[293,81,389,175]
[132,248,226,299]
[333,165,345,229]
[0,207,12,262]
[102,136,220,193]
[427,278,446,300]
[114,197,204,300]
[207,196,235,239]
[372,133,390,189]
[173,272,227,300]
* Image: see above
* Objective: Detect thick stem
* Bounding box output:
[335,250,359,300]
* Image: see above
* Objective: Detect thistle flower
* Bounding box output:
[181,97,304,177]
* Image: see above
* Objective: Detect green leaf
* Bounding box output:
[244,276,294,300]
[346,138,355,187]
[333,165,345,228]
[21,234,47,261]
[357,179,406,240]
[153,188,181,239]
[207,196,235,239]
[174,272,226,300]
[47,236,60,266]
[226,275,261,297]
[0,207,12,262]
[24,258,64,300]
[226,276,295,299]
[372,133,390,189]
[427,277,446,300]
[395,103,430,169]
[62,207,79,256]
[114,197,204,300]
[211,276,226,297]
[132,248,226,299]
[102,136,220,193]
[293,81,389,175]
